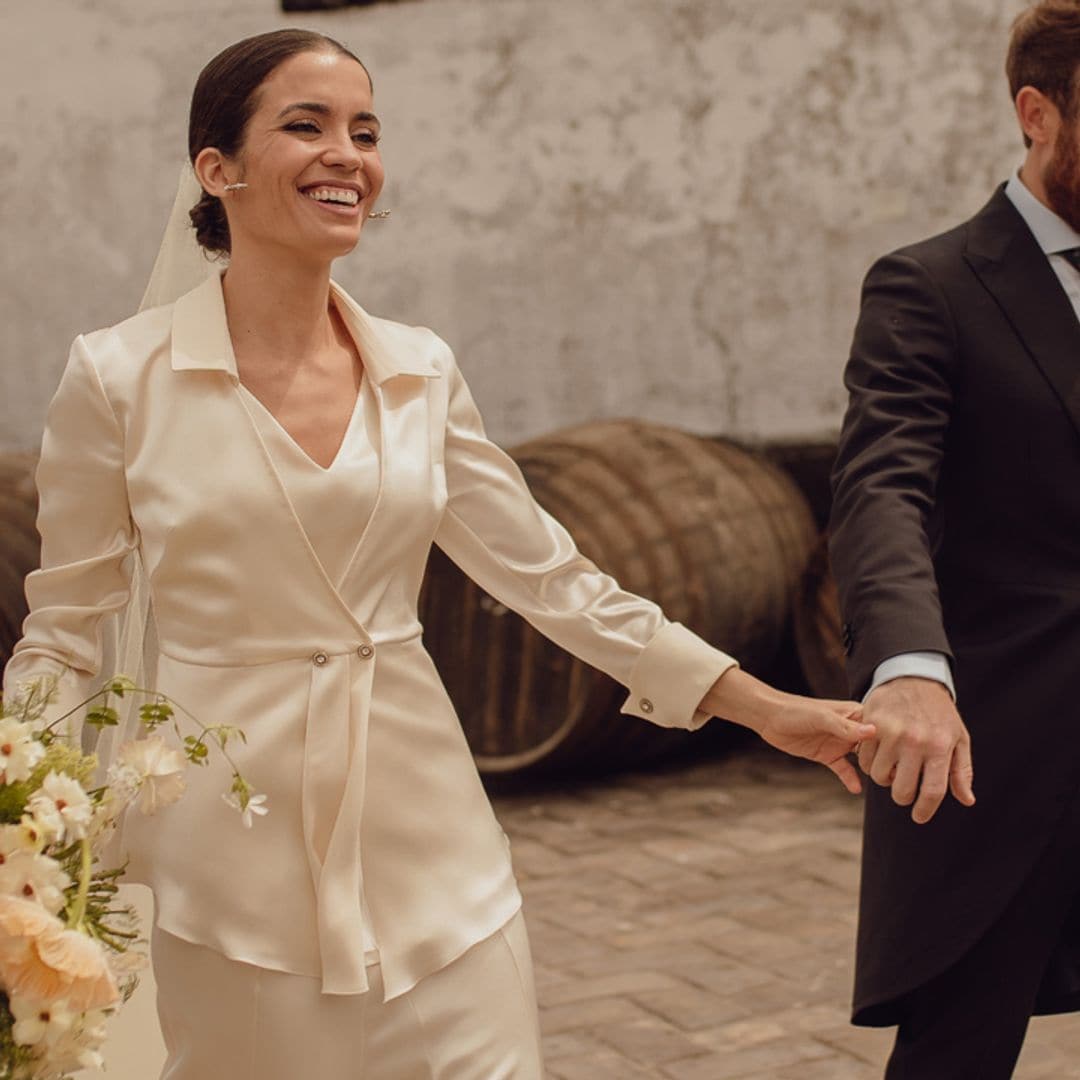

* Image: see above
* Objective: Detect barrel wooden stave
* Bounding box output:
[0,454,40,673]
[792,536,849,700]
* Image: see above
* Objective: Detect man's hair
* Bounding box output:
[1007,0,1080,146]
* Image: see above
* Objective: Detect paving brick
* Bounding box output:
[541,970,688,1007]
[631,982,757,1032]
[593,1016,713,1066]
[661,1036,834,1079]
[490,745,1080,1079]
[774,1055,881,1079]
[539,995,660,1036]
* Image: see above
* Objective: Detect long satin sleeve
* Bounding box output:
[432,350,737,730]
[2,336,137,725]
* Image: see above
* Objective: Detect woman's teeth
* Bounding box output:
[305,188,360,206]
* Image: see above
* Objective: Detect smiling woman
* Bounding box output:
[188,32,382,260]
[4,25,870,1080]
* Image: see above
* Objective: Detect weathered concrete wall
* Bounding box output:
[3,0,1026,453]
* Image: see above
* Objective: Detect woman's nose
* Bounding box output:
[321,132,365,170]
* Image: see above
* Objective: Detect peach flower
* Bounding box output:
[0,895,58,965]
[0,897,119,1011]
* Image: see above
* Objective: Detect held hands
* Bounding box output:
[700,669,874,794]
[859,676,975,824]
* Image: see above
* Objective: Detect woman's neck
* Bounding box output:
[221,245,341,368]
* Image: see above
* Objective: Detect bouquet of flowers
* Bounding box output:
[0,674,263,1079]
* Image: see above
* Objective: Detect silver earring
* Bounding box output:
[367,209,391,220]
[223,182,248,192]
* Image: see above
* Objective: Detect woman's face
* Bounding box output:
[218,49,385,262]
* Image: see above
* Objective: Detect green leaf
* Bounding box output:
[86,706,120,729]
[138,702,174,729]
[183,736,210,766]
[105,675,137,698]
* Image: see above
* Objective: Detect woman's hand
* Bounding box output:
[700,668,873,794]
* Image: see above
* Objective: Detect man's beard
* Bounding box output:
[1044,120,1080,233]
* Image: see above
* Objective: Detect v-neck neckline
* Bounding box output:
[238,376,366,473]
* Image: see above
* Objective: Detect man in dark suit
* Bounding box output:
[829,2,1080,1076]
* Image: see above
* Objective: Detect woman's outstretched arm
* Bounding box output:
[431,342,870,786]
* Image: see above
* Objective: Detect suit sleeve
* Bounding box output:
[829,252,958,698]
[2,335,137,727]
[432,349,736,730]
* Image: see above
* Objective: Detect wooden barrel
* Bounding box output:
[761,441,838,532]
[0,454,40,672]
[792,536,849,699]
[420,420,819,777]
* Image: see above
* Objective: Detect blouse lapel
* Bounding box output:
[169,272,440,633]
[327,285,440,604]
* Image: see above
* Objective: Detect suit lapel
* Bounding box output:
[964,187,1080,441]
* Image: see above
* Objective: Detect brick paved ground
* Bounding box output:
[493,745,1080,1079]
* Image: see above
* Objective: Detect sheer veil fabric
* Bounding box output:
[87,165,217,779]
[139,164,219,312]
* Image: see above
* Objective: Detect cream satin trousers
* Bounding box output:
[152,911,544,1079]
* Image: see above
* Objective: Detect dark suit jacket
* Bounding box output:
[829,185,1080,1024]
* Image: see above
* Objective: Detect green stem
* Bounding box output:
[68,839,93,931]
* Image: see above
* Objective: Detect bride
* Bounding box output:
[4,28,870,1079]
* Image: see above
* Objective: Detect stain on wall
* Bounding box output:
[3,0,1026,450]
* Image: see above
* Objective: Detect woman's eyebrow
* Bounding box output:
[276,102,380,126]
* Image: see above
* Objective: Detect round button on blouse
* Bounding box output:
[639,698,654,714]
[312,651,329,666]
[357,644,374,659]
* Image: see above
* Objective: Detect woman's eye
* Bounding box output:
[353,131,380,147]
[285,121,320,134]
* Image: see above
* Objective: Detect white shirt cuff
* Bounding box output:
[866,651,955,703]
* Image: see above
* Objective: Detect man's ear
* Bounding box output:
[1015,85,1062,148]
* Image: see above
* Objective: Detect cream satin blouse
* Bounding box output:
[238,372,381,962]
[4,271,737,1000]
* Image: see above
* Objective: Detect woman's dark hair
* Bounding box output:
[1007,0,1080,147]
[188,29,370,255]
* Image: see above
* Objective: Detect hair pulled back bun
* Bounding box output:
[186,29,370,256]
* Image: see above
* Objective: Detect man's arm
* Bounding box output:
[829,252,975,823]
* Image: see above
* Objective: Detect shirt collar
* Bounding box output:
[1004,168,1080,255]
[170,269,439,383]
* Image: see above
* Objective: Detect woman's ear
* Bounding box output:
[193,147,233,198]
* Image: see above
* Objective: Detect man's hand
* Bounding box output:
[860,676,974,824]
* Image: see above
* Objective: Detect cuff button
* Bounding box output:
[639,698,654,714]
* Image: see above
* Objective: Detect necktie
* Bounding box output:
[1060,247,1080,273]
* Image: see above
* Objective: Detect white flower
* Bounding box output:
[14,816,47,854]
[90,764,142,845]
[0,718,45,784]
[103,762,142,807]
[9,991,74,1047]
[117,737,186,815]
[7,675,58,719]
[107,947,148,980]
[48,1008,109,1072]
[0,853,72,915]
[222,790,269,829]
[47,1024,106,1075]
[26,772,93,844]
[0,824,41,861]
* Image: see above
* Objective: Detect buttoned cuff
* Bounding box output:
[865,651,956,703]
[619,622,738,731]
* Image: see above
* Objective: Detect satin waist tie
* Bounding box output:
[301,643,377,995]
